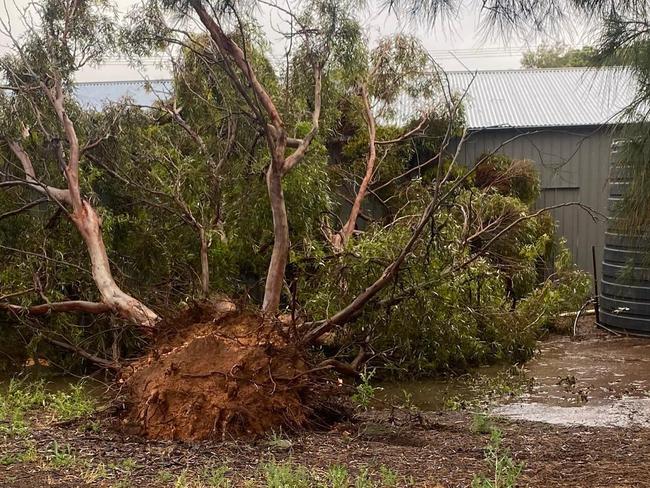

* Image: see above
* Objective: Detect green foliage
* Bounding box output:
[0,379,97,437]
[470,413,495,434]
[472,430,524,488]
[351,369,379,410]
[521,43,619,68]
[302,154,588,376]
[47,383,96,421]
[263,461,312,488]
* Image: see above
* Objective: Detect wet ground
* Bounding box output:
[2,316,650,486]
[380,316,650,429]
[493,316,650,428]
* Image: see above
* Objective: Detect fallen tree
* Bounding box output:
[0,0,594,441]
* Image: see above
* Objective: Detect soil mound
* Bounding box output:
[122,302,320,441]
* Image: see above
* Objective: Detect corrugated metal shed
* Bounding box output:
[74,80,172,109]
[446,67,637,129]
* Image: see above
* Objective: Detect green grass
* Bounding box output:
[0,379,47,436]
[0,378,97,437]
[46,441,76,469]
[0,443,38,465]
[47,383,96,421]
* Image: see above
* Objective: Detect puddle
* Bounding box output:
[380,317,650,428]
[376,363,525,410]
[493,398,650,428]
[489,320,650,427]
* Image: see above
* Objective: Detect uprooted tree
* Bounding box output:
[0,0,592,440]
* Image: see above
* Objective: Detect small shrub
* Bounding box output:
[351,369,379,411]
[472,429,524,488]
[475,155,540,206]
[471,413,494,434]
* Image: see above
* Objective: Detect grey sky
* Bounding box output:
[0,0,594,82]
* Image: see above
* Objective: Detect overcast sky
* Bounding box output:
[0,0,595,82]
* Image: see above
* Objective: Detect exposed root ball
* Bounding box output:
[122,304,316,441]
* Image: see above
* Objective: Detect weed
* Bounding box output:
[0,443,38,465]
[322,464,349,488]
[379,465,399,487]
[174,469,195,488]
[112,457,139,474]
[203,465,232,487]
[352,369,379,411]
[263,460,311,488]
[81,462,109,483]
[112,480,132,488]
[267,430,294,450]
[444,396,468,411]
[47,383,96,421]
[471,413,494,434]
[46,441,76,469]
[472,429,524,488]
[82,419,102,433]
[354,468,377,488]
[400,390,417,411]
[157,469,175,483]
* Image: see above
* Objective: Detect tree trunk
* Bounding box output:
[71,201,158,328]
[332,85,377,252]
[262,166,289,314]
[199,226,210,296]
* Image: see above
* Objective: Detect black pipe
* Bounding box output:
[592,245,600,325]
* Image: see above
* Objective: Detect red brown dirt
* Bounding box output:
[121,301,328,441]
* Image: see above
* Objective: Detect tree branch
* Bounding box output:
[1,300,112,316]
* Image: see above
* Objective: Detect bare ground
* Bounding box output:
[1,408,649,487]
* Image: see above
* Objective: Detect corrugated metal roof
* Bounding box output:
[74,79,172,109]
[71,69,638,128]
[446,67,637,129]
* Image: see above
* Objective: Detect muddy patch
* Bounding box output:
[492,316,650,427]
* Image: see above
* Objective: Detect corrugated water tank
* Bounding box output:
[600,141,650,333]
